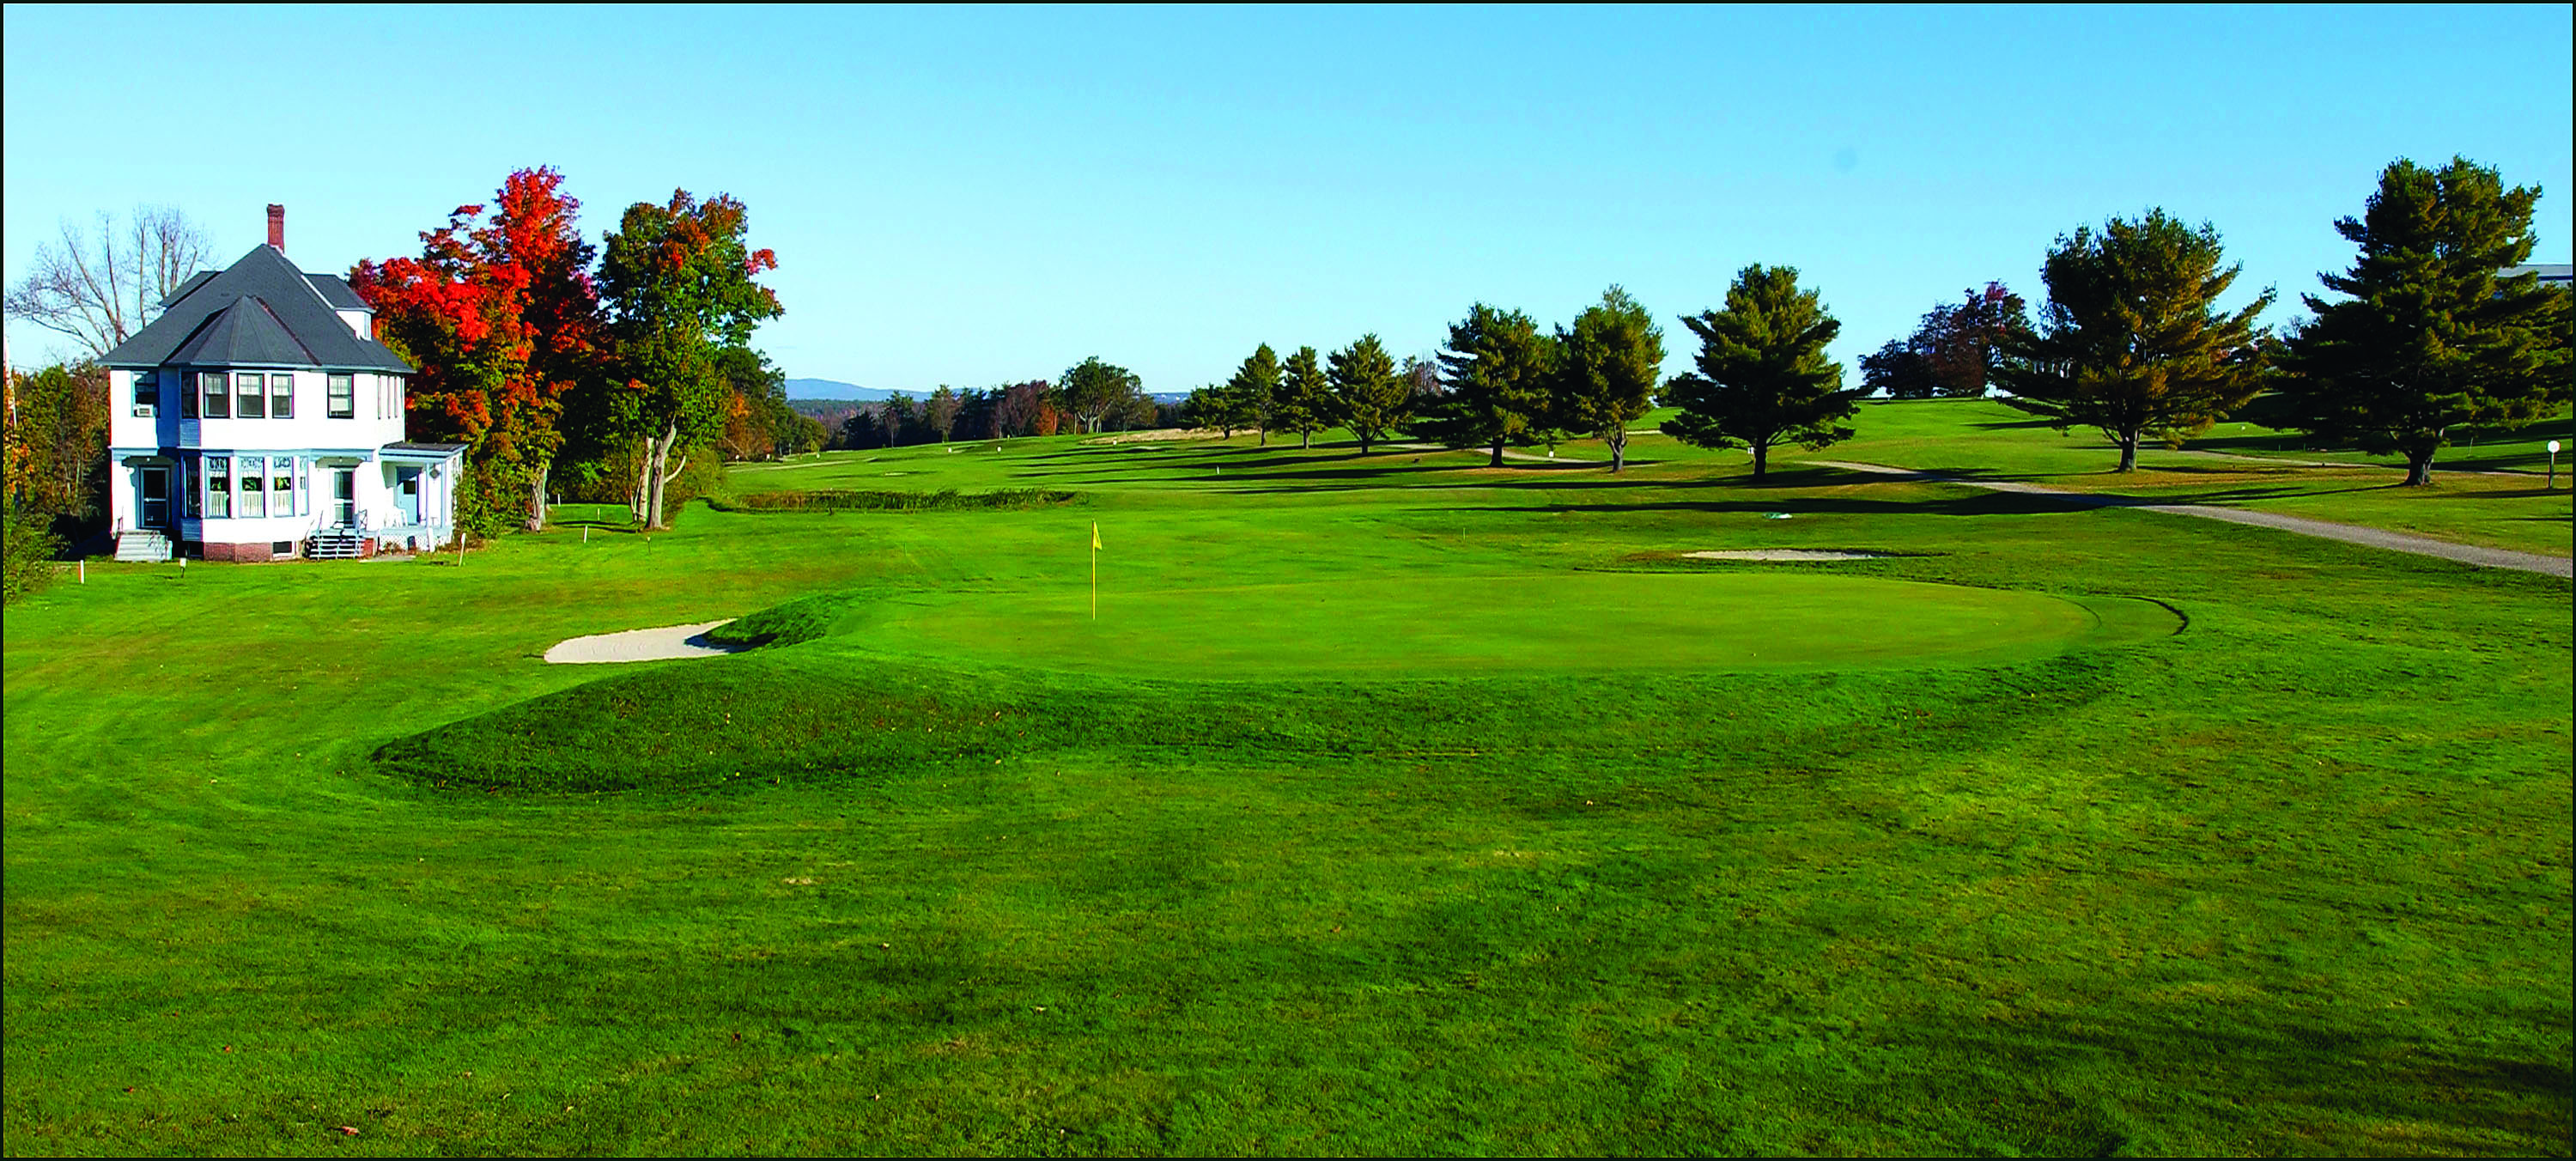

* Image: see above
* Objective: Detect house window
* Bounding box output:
[240,456,269,517]
[183,459,200,518]
[328,374,354,418]
[270,373,294,419]
[205,456,232,518]
[272,461,295,516]
[236,373,265,419]
[200,371,229,419]
[132,371,157,416]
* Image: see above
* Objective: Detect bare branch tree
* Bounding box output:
[4,206,213,358]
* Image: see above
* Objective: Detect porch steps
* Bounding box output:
[114,530,173,562]
[308,529,365,560]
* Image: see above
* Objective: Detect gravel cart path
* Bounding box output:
[1810,460,2573,578]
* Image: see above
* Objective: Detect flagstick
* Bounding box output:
[1091,521,1098,620]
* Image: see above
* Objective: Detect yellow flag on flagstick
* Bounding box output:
[1092,521,1101,550]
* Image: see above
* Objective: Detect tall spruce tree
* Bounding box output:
[1660,265,1854,478]
[1551,286,1665,473]
[1418,303,1554,467]
[1994,210,2272,472]
[1227,343,1282,446]
[1273,345,1331,449]
[1327,334,1409,453]
[2276,157,2572,485]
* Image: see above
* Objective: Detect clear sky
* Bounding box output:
[5,4,2569,393]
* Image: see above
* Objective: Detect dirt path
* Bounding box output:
[1810,460,2573,578]
[544,620,752,664]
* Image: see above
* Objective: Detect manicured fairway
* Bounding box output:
[4,403,2568,1156]
[856,572,2145,677]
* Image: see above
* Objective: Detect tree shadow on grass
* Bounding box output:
[1423,489,2083,520]
[1866,1007,2572,1154]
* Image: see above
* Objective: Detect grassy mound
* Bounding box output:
[700,591,853,648]
[371,646,2126,794]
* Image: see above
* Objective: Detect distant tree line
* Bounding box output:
[831,369,1192,451]
[1187,281,1847,477]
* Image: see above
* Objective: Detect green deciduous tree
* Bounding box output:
[2,362,108,520]
[1227,343,1283,445]
[1860,340,1941,399]
[1327,334,1410,454]
[1273,345,1331,449]
[1056,357,1140,435]
[2275,157,2573,486]
[1660,265,1854,478]
[1995,210,2273,472]
[1550,286,1664,472]
[1418,303,1555,467]
[593,191,781,528]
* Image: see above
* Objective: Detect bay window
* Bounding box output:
[236,373,264,419]
[270,373,293,419]
[272,459,295,516]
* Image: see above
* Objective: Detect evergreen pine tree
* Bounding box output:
[1416,303,1554,467]
[2276,157,2572,485]
[1227,343,1282,447]
[1550,286,1665,473]
[1660,265,1854,478]
[1994,210,2273,471]
[1327,334,1409,454]
[1273,345,1330,449]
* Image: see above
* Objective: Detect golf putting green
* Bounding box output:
[847,572,2177,677]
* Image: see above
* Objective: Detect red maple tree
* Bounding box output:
[350,167,600,534]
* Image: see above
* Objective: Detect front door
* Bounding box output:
[396,468,422,525]
[332,468,356,527]
[138,465,170,529]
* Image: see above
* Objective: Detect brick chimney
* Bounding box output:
[267,204,285,253]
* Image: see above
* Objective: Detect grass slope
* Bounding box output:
[5,404,2569,1155]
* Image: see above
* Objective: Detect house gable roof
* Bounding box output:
[164,296,319,367]
[305,273,367,310]
[105,244,411,373]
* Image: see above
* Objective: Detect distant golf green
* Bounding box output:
[854,572,2161,676]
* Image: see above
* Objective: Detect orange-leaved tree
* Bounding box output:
[351,167,600,534]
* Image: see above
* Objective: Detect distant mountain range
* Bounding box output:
[785,377,896,402]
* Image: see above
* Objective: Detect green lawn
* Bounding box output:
[1775,398,2575,557]
[5,405,2569,1155]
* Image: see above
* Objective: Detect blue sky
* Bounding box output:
[5,4,2569,393]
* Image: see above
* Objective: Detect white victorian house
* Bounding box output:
[102,207,463,562]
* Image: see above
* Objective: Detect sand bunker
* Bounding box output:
[1685,550,1893,562]
[544,620,750,665]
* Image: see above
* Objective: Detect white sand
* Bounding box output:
[544,620,750,664]
[1684,550,1892,562]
